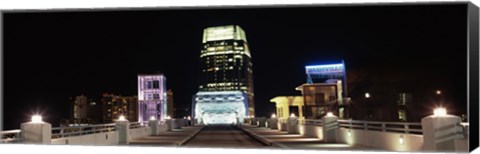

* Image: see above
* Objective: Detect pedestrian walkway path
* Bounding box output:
[129,126,203,147]
[240,125,375,151]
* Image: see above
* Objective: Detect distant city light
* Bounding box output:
[290,113,296,118]
[31,115,42,123]
[365,93,371,98]
[271,114,277,118]
[150,116,156,121]
[118,115,126,121]
[187,116,191,120]
[433,107,447,116]
[326,112,334,117]
[436,90,442,95]
[183,116,187,119]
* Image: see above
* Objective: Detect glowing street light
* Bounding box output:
[31,115,43,123]
[118,115,126,121]
[187,116,191,120]
[166,116,171,119]
[365,93,371,98]
[271,114,277,118]
[290,113,296,118]
[436,90,442,95]
[326,112,334,117]
[150,116,156,121]
[433,107,447,116]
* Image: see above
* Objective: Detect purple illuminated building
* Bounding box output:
[137,74,167,122]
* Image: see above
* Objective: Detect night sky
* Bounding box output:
[3,3,468,130]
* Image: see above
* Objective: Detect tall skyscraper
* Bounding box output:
[199,25,255,115]
[194,25,255,124]
[138,74,167,122]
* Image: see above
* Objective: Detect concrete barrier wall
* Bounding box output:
[298,125,323,139]
[156,124,168,134]
[454,138,468,152]
[335,128,423,151]
[130,127,150,140]
[51,132,118,145]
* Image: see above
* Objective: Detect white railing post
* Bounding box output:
[421,114,462,152]
[252,117,258,126]
[268,118,278,130]
[287,116,298,134]
[166,119,173,131]
[20,121,52,144]
[258,117,267,127]
[322,115,338,143]
[115,119,130,145]
[149,119,158,136]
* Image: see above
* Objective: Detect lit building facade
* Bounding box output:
[102,93,138,123]
[72,95,88,120]
[194,25,255,124]
[138,74,167,122]
[270,96,304,119]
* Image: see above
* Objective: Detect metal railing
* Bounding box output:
[301,119,323,126]
[337,120,423,135]
[51,123,116,139]
[129,122,148,129]
[1,129,22,143]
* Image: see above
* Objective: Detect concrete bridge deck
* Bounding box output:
[129,126,203,146]
[184,125,266,148]
[240,125,375,151]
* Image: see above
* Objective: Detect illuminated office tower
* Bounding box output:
[199,25,254,114]
[138,74,167,122]
[194,25,255,124]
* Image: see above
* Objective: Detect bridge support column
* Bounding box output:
[166,119,173,131]
[115,119,130,145]
[149,120,158,136]
[258,117,267,127]
[288,117,298,134]
[421,115,462,152]
[268,118,278,130]
[322,115,338,143]
[20,121,52,144]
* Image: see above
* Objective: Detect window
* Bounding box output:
[153,80,160,89]
[153,94,160,100]
[145,81,153,89]
[147,94,153,100]
[315,93,325,105]
[398,110,407,121]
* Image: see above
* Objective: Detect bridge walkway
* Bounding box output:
[241,125,375,151]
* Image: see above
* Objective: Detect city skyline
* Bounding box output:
[3,4,468,129]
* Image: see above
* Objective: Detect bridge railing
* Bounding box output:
[129,122,148,129]
[337,119,423,135]
[278,118,288,124]
[1,129,22,143]
[51,123,116,139]
[301,119,323,126]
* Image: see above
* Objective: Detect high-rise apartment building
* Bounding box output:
[72,95,88,120]
[102,93,138,123]
[194,25,255,124]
